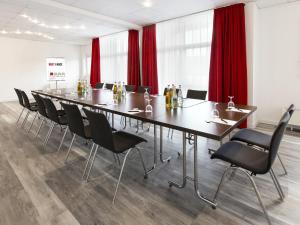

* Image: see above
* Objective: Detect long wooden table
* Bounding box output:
[32,88,256,207]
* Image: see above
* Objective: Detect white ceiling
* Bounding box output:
[0,0,297,45]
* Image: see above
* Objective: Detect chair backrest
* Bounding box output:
[105,83,114,90]
[137,86,151,93]
[42,97,60,123]
[83,108,115,151]
[95,83,104,89]
[125,85,135,92]
[287,104,295,117]
[61,103,86,137]
[14,88,24,107]
[20,90,31,108]
[186,89,207,100]
[267,112,290,172]
[32,94,47,117]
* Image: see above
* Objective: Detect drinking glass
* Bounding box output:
[144,88,150,101]
[228,96,235,110]
[211,103,220,118]
[145,99,153,113]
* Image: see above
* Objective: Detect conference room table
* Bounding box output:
[32,88,256,207]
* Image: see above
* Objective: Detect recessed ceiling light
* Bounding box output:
[52,25,59,29]
[15,30,21,34]
[143,0,152,7]
[64,25,71,29]
[1,30,7,34]
[39,23,46,27]
[21,14,28,18]
[80,25,86,29]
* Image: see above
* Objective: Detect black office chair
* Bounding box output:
[211,112,290,225]
[95,83,104,89]
[42,97,68,149]
[125,84,135,92]
[231,104,295,175]
[186,89,207,100]
[105,83,114,90]
[20,90,38,131]
[14,88,26,124]
[32,93,50,138]
[137,86,151,93]
[82,108,148,204]
[59,103,93,164]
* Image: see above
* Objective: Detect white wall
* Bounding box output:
[245,2,259,128]
[0,37,81,102]
[255,2,300,124]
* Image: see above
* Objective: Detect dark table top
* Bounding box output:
[32,88,256,140]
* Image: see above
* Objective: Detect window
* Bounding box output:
[100,31,128,83]
[156,11,213,96]
[86,56,91,77]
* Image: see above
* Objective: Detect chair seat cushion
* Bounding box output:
[231,129,271,150]
[113,131,147,153]
[211,141,269,174]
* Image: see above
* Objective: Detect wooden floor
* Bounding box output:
[1,101,300,225]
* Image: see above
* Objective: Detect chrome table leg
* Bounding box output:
[193,135,217,207]
[145,124,158,176]
[169,132,187,188]
[160,126,171,163]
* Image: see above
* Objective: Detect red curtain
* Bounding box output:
[142,25,158,94]
[208,3,248,127]
[127,30,141,91]
[90,37,101,88]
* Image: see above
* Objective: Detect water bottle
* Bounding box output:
[178,85,183,107]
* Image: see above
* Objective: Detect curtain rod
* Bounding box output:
[96,1,255,39]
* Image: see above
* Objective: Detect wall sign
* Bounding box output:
[46,57,66,81]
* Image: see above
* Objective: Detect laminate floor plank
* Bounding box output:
[1,101,300,225]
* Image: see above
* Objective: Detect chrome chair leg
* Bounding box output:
[85,145,99,182]
[27,112,38,133]
[57,127,68,152]
[213,166,232,204]
[43,122,55,148]
[65,134,76,162]
[112,148,134,204]
[270,168,285,200]
[213,166,271,225]
[21,110,30,128]
[277,154,288,175]
[16,107,25,124]
[136,147,147,177]
[35,117,45,138]
[82,143,95,179]
[245,171,271,225]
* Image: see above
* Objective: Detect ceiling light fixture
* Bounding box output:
[142,0,153,7]
[20,14,86,30]
[0,29,54,40]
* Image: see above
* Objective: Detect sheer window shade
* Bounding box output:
[100,31,128,83]
[156,11,213,96]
